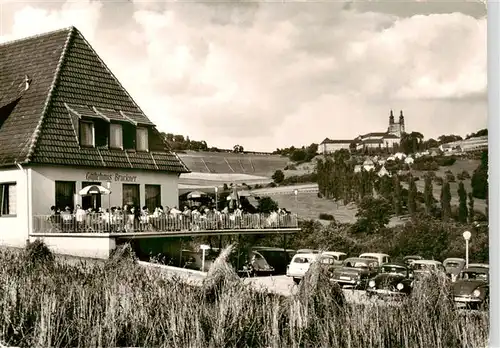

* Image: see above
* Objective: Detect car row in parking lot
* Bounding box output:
[286,250,490,309]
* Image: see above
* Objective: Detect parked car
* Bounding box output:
[467,263,489,269]
[252,247,295,275]
[403,255,423,267]
[410,260,446,278]
[359,253,391,266]
[322,251,347,266]
[452,267,489,310]
[366,263,414,298]
[296,249,320,254]
[443,258,466,282]
[236,250,275,277]
[181,250,217,272]
[286,253,336,284]
[331,257,379,289]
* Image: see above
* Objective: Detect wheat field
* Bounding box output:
[0,242,489,348]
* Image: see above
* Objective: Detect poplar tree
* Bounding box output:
[457,181,468,223]
[468,192,475,223]
[408,175,417,215]
[393,175,402,216]
[440,180,452,222]
[424,174,434,215]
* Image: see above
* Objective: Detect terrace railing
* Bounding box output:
[32,213,299,234]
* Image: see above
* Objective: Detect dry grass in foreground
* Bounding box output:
[0,241,489,348]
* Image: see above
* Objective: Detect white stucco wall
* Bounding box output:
[0,167,30,247]
[322,143,351,154]
[31,165,180,215]
[29,234,116,259]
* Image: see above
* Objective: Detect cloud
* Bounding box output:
[0,1,487,151]
[1,0,102,43]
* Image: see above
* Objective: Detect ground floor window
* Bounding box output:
[145,185,161,211]
[55,181,75,211]
[81,181,102,210]
[0,183,16,216]
[123,184,140,208]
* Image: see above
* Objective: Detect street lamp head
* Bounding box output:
[215,186,218,193]
[463,231,471,241]
[106,181,111,189]
[294,189,298,196]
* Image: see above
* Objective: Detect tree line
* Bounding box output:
[315,149,489,234]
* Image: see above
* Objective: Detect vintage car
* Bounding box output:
[181,250,217,272]
[331,257,379,289]
[322,251,348,266]
[452,267,489,309]
[403,255,423,267]
[410,260,446,278]
[359,253,391,266]
[443,258,466,282]
[286,253,336,284]
[366,263,414,298]
[251,247,296,275]
[467,263,489,269]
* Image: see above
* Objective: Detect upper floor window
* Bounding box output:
[136,127,148,152]
[110,123,123,149]
[80,121,94,147]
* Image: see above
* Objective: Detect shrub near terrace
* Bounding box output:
[0,242,488,348]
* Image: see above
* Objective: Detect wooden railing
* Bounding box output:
[32,213,299,234]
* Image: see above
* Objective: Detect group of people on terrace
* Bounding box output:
[46,202,296,233]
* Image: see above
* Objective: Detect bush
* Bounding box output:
[413,159,439,171]
[436,156,457,166]
[272,170,285,184]
[24,239,55,269]
[456,170,470,180]
[445,172,456,182]
[284,164,297,170]
[257,196,279,213]
[318,213,335,221]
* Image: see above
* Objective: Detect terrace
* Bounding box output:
[32,212,300,238]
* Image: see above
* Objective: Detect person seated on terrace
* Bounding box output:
[75,204,86,225]
[50,205,59,216]
[101,208,111,224]
[170,206,181,218]
[182,206,191,218]
[61,206,73,221]
[140,206,150,223]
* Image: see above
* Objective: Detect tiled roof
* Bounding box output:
[0,26,189,173]
[321,138,354,144]
[360,139,384,144]
[360,132,388,138]
[383,134,400,139]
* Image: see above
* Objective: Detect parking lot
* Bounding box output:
[243,275,370,303]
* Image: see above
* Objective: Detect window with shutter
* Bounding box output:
[80,121,94,147]
[136,127,148,152]
[110,123,123,149]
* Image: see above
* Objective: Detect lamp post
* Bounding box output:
[293,189,298,212]
[106,181,112,221]
[200,244,210,272]
[463,230,471,268]
[215,186,219,211]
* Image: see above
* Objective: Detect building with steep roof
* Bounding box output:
[320,110,406,154]
[0,27,190,248]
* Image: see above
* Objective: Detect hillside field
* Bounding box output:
[177,151,289,177]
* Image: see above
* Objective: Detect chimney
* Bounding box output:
[24,75,32,91]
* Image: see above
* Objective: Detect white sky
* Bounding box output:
[0,0,487,152]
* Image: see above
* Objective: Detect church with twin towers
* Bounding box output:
[320,110,406,154]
